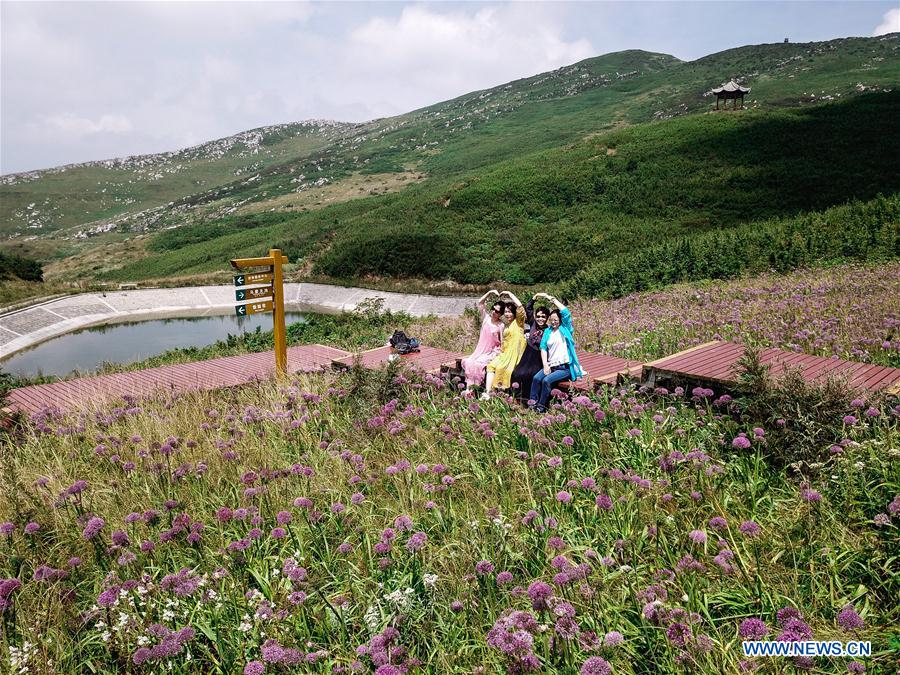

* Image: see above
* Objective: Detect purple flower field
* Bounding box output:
[1,352,897,672]
[412,262,900,367]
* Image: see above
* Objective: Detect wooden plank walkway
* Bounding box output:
[4,344,349,416]
[7,339,896,419]
[643,341,900,395]
[575,350,643,389]
[331,345,463,374]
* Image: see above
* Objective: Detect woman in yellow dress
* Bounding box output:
[481,291,526,399]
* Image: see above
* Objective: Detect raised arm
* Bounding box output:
[502,290,522,307]
[536,293,565,312]
[476,289,498,315]
[524,295,536,324]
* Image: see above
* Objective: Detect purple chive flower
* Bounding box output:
[406,531,427,552]
[556,491,572,504]
[595,494,613,511]
[276,511,292,525]
[837,605,864,632]
[666,622,691,647]
[603,630,624,647]
[527,581,553,611]
[244,661,265,675]
[270,527,287,539]
[739,520,761,537]
[739,618,769,640]
[842,415,857,426]
[24,522,40,535]
[475,560,495,576]
[777,606,803,626]
[732,436,752,449]
[82,517,105,541]
[580,656,612,675]
[562,436,574,447]
[800,488,822,503]
[496,571,514,585]
[688,530,707,545]
[709,516,727,531]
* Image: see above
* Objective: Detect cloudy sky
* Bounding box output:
[2,1,897,174]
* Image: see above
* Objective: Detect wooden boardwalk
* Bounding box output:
[643,341,900,395]
[331,345,462,374]
[4,344,348,416]
[575,350,643,389]
[5,339,898,419]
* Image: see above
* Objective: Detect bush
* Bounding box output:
[732,347,860,469]
[562,194,900,299]
[0,252,43,282]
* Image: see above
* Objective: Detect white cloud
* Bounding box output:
[37,113,134,137]
[872,8,900,36]
[344,4,594,106]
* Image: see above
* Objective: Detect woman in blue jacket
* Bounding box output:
[528,293,584,413]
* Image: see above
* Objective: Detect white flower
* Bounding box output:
[364,604,380,632]
[423,573,438,589]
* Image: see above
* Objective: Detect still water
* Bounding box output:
[1,312,307,378]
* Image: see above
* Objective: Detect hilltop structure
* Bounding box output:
[712,81,751,109]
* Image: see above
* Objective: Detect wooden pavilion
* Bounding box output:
[712,81,751,109]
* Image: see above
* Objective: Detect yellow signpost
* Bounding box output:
[231,248,289,376]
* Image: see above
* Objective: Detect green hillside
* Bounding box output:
[1,35,898,291]
[101,92,900,287]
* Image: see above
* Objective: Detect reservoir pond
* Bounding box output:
[1,312,307,378]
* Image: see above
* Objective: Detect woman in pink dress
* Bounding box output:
[462,289,504,391]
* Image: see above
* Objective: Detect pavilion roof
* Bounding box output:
[712,81,751,94]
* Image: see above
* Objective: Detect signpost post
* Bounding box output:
[231,248,289,376]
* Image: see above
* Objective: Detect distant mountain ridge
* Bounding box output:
[1,120,354,183]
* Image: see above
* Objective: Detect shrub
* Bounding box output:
[0,252,43,282]
[732,347,861,469]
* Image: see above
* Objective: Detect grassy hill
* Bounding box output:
[99,92,900,288]
[1,35,898,293]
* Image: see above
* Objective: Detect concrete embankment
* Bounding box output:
[0,283,476,358]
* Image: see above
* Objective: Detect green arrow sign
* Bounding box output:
[236,304,247,316]
[236,289,246,301]
[233,275,245,286]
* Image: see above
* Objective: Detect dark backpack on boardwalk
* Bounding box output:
[389,330,420,355]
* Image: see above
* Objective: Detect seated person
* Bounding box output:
[510,295,549,401]
[481,292,526,400]
[461,290,504,391]
[529,294,584,413]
